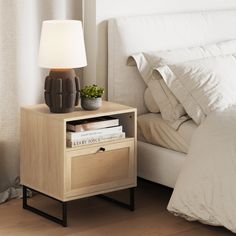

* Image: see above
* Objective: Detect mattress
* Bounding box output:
[137,113,197,153]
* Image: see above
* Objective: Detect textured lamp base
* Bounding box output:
[44,69,80,113]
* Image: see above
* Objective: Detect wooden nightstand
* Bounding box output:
[20,101,137,226]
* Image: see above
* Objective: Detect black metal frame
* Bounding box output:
[99,187,135,211]
[23,185,67,227]
[22,185,135,227]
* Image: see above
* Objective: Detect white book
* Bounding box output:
[67,125,122,140]
[67,132,126,147]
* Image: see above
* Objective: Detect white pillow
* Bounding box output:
[130,53,187,126]
[129,39,236,128]
[144,88,160,113]
[157,55,236,125]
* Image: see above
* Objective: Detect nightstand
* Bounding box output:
[20,101,137,227]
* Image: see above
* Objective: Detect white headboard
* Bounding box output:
[108,10,236,114]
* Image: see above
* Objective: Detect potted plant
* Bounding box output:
[80,84,104,110]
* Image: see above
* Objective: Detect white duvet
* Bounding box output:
[168,106,236,233]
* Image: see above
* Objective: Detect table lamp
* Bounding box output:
[38,20,87,113]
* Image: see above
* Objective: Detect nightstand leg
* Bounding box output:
[129,187,135,211]
[22,185,68,227]
[23,185,27,209]
[62,202,67,227]
[98,187,135,211]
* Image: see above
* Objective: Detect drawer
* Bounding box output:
[64,139,136,199]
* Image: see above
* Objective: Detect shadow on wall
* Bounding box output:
[0,142,9,192]
[0,141,22,204]
[96,20,108,99]
[0,141,20,192]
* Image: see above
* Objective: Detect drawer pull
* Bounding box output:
[97,147,105,153]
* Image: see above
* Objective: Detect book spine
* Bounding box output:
[67,126,122,139]
[67,132,126,147]
[66,123,76,132]
[67,119,119,132]
[79,119,119,131]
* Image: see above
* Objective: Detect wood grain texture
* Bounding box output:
[64,140,135,200]
[0,180,234,236]
[71,148,129,189]
[20,108,65,200]
[20,101,137,202]
[23,101,135,122]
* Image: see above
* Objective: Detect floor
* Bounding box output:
[0,179,234,236]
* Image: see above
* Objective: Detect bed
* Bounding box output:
[107,10,236,232]
[107,10,236,187]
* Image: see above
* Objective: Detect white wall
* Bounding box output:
[83,0,236,97]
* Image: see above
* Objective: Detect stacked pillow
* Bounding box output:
[128,39,236,127]
[144,88,160,113]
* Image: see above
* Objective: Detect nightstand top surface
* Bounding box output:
[21,101,136,121]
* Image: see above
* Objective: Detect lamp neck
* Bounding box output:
[49,68,76,79]
[51,68,73,72]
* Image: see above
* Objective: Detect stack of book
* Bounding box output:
[66,116,125,147]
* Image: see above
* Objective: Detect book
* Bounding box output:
[67,132,126,147]
[66,126,123,140]
[67,116,119,132]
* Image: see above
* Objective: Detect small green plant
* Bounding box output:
[80,84,104,99]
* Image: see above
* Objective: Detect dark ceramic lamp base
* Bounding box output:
[44,69,80,113]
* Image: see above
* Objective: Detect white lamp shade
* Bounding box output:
[38,20,87,69]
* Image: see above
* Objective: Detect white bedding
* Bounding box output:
[108,11,236,232]
[136,41,236,233]
[167,106,236,233]
[157,54,236,125]
[138,113,197,153]
[129,39,236,127]
[108,10,236,116]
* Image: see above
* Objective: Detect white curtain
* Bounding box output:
[0,0,82,194]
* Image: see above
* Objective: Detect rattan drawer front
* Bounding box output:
[65,140,135,198]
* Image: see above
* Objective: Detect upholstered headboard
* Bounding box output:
[108,10,236,114]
